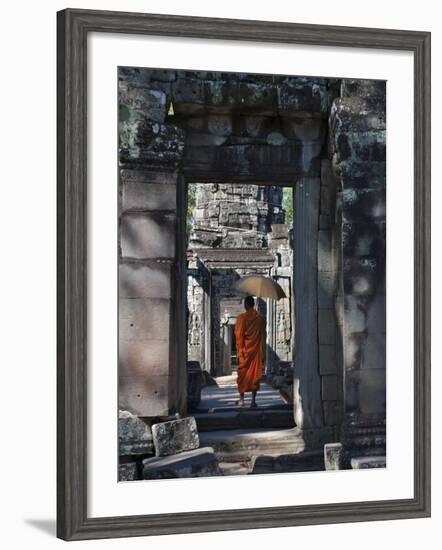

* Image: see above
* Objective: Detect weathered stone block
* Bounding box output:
[344,295,368,333]
[119,121,185,166]
[319,309,336,345]
[119,262,171,299]
[319,345,337,375]
[120,212,176,259]
[335,131,386,164]
[323,401,342,426]
[319,214,331,229]
[186,133,228,147]
[152,417,200,457]
[342,188,386,223]
[120,168,179,186]
[320,184,332,215]
[342,221,385,259]
[318,271,335,308]
[321,375,338,401]
[331,97,386,133]
[119,298,171,342]
[119,84,167,123]
[278,81,329,114]
[142,447,221,479]
[119,461,139,481]
[119,375,171,417]
[282,117,325,140]
[341,79,386,99]
[119,338,170,378]
[184,141,320,181]
[187,361,203,408]
[119,410,154,456]
[207,114,233,136]
[359,368,386,414]
[121,182,176,212]
[324,442,343,470]
[351,455,386,469]
[318,230,332,272]
[343,258,385,298]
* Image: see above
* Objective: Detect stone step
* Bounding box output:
[194,408,294,431]
[219,462,250,476]
[195,403,292,414]
[199,427,305,462]
[251,450,325,475]
[351,455,386,469]
[142,446,221,479]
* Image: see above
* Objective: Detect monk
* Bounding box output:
[234,296,265,408]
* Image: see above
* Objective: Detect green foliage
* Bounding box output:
[282,187,294,226]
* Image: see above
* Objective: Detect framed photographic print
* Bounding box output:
[57,8,431,541]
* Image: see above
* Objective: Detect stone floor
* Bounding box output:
[196,373,288,411]
[190,373,325,476]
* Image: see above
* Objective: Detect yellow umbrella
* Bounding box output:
[234,275,286,300]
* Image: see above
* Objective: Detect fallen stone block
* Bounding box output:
[152,416,199,457]
[142,447,221,479]
[324,442,343,470]
[119,461,139,481]
[119,410,154,456]
[351,455,386,469]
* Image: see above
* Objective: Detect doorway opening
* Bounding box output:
[185,181,300,474]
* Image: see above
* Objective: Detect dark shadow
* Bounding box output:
[24,519,56,536]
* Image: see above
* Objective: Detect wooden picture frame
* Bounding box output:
[57,8,431,541]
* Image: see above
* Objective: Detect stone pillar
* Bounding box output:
[318,160,344,433]
[294,177,324,429]
[330,80,386,465]
[118,68,186,418]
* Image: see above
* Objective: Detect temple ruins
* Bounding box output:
[118,68,386,480]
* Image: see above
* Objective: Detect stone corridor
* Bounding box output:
[191,374,323,475]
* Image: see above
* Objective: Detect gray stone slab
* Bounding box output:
[142,447,221,479]
[252,450,325,474]
[119,375,171,417]
[319,345,337,375]
[120,212,176,259]
[122,182,176,212]
[119,338,170,378]
[359,368,386,414]
[199,427,305,461]
[351,456,386,469]
[323,401,342,427]
[194,411,241,431]
[294,177,324,429]
[119,461,139,481]
[318,308,336,345]
[261,409,294,428]
[324,442,343,470]
[119,410,154,456]
[318,230,332,272]
[119,261,171,299]
[218,462,250,476]
[119,297,171,343]
[321,375,338,401]
[318,271,335,308]
[152,416,200,457]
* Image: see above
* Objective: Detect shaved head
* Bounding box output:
[244,296,255,309]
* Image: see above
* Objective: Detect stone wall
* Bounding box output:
[117,68,386,464]
[118,68,186,417]
[330,79,386,464]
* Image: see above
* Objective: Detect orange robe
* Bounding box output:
[235,309,265,393]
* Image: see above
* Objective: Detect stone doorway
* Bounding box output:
[118,68,386,478]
